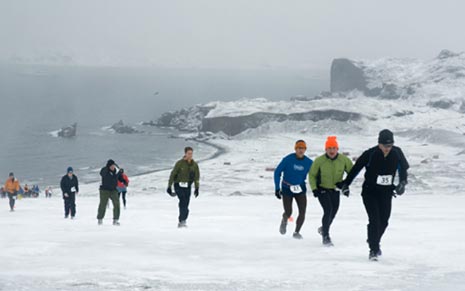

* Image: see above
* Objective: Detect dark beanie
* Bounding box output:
[106,159,116,167]
[378,129,394,144]
[67,167,74,173]
[9,172,14,177]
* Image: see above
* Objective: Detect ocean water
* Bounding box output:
[0,63,326,188]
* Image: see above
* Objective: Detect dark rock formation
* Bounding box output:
[427,100,454,110]
[111,120,139,134]
[437,49,461,60]
[201,110,362,136]
[58,123,77,138]
[156,105,214,132]
[330,58,367,93]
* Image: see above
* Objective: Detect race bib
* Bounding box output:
[179,182,189,188]
[377,175,393,186]
[71,187,76,192]
[290,185,303,194]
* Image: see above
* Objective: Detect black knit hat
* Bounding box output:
[106,159,116,167]
[378,129,394,145]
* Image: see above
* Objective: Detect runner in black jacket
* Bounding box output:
[60,167,79,219]
[339,129,409,261]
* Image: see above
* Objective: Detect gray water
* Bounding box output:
[0,63,327,188]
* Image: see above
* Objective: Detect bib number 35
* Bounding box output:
[377,175,393,186]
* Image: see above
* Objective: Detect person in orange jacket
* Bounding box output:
[116,169,129,209]
[4,172,20,211]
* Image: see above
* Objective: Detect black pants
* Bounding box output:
[7,193,16,210]
[317,189,340,237]
[282,193,307,233]
[64,192,76,217]
[362,191,393,253]
[175,184,191,222]
[119,191,127,207]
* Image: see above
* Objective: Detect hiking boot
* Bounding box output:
[323,235,334,247]
[279,217,287,235]
[293,232,303,240]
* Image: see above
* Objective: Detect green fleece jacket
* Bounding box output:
[168,158,200,189]
[309,153,353,191]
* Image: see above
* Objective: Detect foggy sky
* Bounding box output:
[1,0,464,69]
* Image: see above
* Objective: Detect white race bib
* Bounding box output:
[71,187,76,192]
[377,175,393,186]
[179,182,189,188]
[290,185,303,194]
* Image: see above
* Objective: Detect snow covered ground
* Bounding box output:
[1,132,465,290]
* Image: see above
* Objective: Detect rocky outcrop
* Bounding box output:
[111,120,139,134]
[58,123,77,138]
[330,50,465,106]
[330,58,367,93]
[155,105,214,132]
[427,100,454,110]
[201,110,362,136]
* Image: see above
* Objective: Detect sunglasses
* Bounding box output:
[382,144,393,148]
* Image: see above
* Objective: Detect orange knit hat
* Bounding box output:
[295,140,307,150]
[325,136,339,149]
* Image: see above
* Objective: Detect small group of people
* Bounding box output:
[274,129,409,261]
[57,161,130,224]
[23,184,40,198]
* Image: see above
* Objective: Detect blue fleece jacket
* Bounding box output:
[274,153,313,191]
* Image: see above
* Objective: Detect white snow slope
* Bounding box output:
[1,132,465,291]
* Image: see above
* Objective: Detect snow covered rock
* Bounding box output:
[155,104,214,132]
[330,50,465,110]
[110,120,139,134]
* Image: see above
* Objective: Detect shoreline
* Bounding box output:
[79,135,228,186]
[125,137,228,179]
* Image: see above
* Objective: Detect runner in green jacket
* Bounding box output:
[167,146,200,228]
[309,136,353,246]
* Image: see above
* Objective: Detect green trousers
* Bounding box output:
[97,189,120,220]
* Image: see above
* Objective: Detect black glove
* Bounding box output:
[341,185,350,197]
[166,187,175,197]
[194,188,199,198]
[275,190,282,200]
[395,181,407,195]
[312,189,320,198]
[335,181,345,189]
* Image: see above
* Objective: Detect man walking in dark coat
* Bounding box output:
[97,159,127,226]
[60,167,79,219]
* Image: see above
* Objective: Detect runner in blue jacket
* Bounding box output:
[274,140,313,239]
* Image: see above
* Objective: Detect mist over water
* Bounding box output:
[0,63,327,187]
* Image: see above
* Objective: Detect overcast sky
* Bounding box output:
[1,0,464,69]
